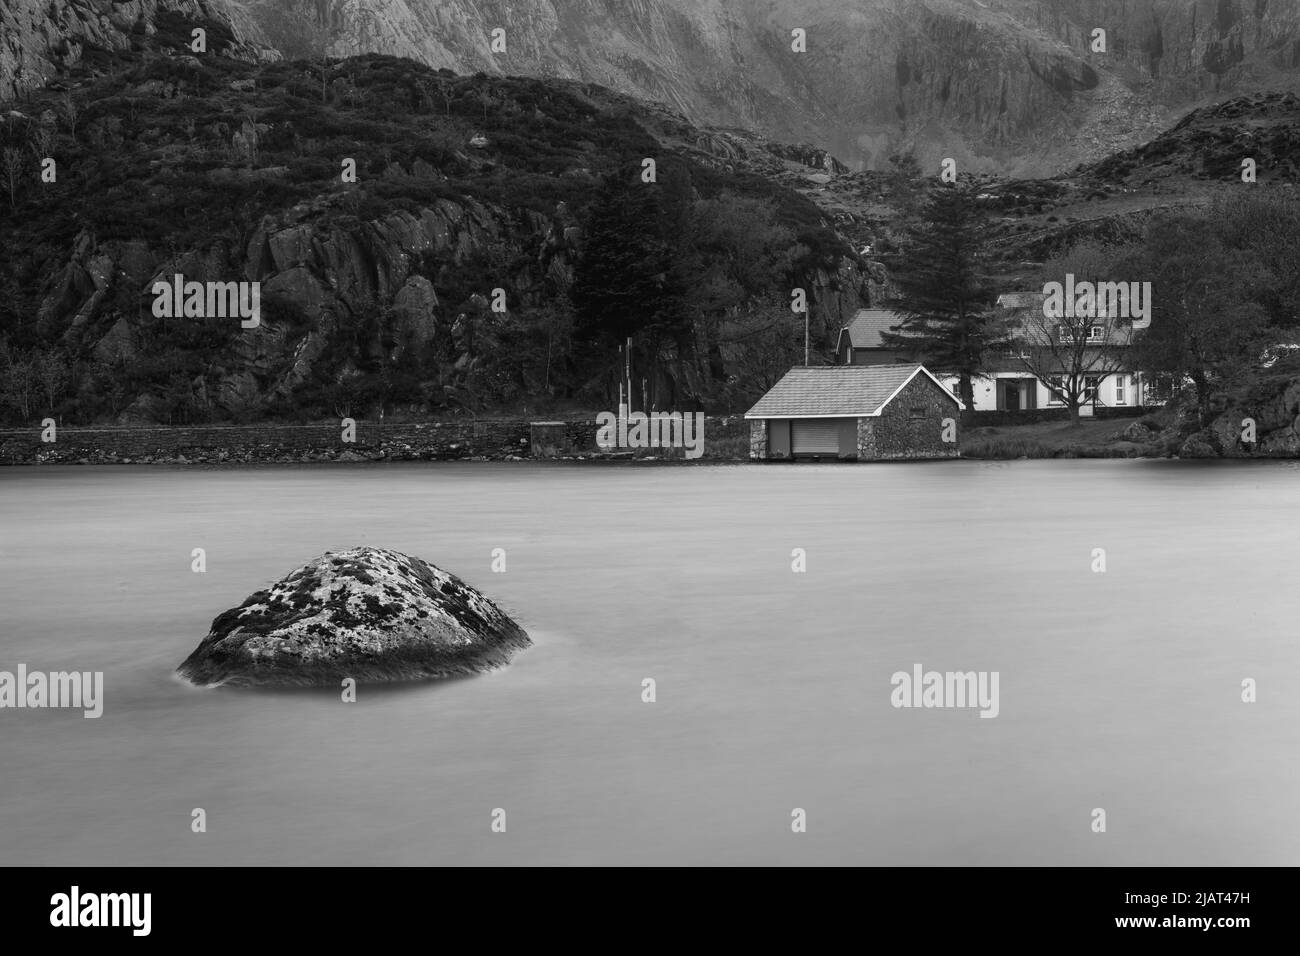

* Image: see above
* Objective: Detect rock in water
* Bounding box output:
[176,547,530,687]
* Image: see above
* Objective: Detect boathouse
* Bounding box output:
[745,365,962,461]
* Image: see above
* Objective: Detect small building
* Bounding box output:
[745,365,963,461]
[834,308,912,365]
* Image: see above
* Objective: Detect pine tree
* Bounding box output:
[571,163,690,399]
[881,183,1001,414]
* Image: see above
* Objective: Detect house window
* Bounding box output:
[1083,376,1099,404]
[1057,325,1072,344]
[909,406,926,421]
[1114,375,1126,405]
[1087,325,1104,342]
[1046,376,1065,405]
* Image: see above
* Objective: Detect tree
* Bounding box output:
[1209,193,1300,330]
[682,192,796,392]
[34,348,69,413]
[572,163,691,402]
[530,296,575,395]
[29,121,55,178]
[1,351,36,421]
[720,298,806,401]
[1130,212,1271,422]
[881,182,1002,415]
[884,150,923,219]
[1,147,23,209]
[57,92,79,141]
[1010,242,1135,424]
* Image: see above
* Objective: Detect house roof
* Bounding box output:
[1009,318,1136,348]
[837,308,907,352]
[996,292,1046,311]
[744,365,963,419]
[996,291,1135,346]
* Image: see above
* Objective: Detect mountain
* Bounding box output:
[976,87,1300,274]
[228,0,1300,175]
[7,1,1300,175]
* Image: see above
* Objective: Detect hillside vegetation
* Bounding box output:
[0,44,867,424]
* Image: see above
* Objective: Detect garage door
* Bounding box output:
[791,419,841,455]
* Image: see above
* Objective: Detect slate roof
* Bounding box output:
[745,365,961,418]
[995,292,1046,311]
[996,291,1135,346]
[837,308,907,351]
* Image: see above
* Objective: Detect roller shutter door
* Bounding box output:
[791,419,841,455]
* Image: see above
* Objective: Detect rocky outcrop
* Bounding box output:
[29,179,862,421]
[176,547,531,686]
[1177,370,1300,457]
[0,0,268,101]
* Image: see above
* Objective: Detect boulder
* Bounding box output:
[1115,421,1152,442]
[176,547,530,687]
[1177,436,1218,458]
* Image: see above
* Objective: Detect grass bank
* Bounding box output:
[960,418,1164,459]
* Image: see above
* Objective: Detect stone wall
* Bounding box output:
[855,417,874,460]
[860,375,961,460]
[749,420,767,460]
[0,416,745,465]
[0,421,541,465]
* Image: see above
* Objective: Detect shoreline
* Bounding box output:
[0,417,750,467]
[4,414,1297,465]
[6,451,1299,467]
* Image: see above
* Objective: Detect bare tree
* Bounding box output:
[1,147,24,208]
[1007,242,1134,424]
[1,352,36,421]
[29,121,55,165]
[416,77,452,116]
[57,92,79,140]
[34,349,69,413]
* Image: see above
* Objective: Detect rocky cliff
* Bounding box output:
[0,0,268,100]
[7,1,1300,173]
[221,0,1300,175]
[1176,356,1300,457]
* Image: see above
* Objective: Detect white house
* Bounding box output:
[932,293,1159,414]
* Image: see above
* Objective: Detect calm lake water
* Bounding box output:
[1,460,1298,866]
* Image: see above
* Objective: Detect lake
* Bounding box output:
[1,459,1298,865]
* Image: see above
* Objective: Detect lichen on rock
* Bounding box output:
[176,547,530,687]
